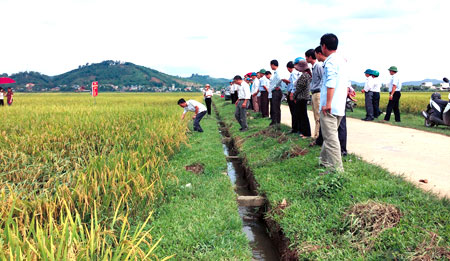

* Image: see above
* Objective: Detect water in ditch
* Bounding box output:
[222,143,280,261]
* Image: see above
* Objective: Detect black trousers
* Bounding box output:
[248,96,254,111]
[0,100,3,106]
[364,91,374,119]
[316,114,347,154]
[372,92,381,118]
[193,111,207,131]
[296,99,311,136]
[271,89,282,124]
[260,91,269,117]
[384,91,401,122]
[205,98,212,115]
[231,93,238,104]
[287,96,296,130]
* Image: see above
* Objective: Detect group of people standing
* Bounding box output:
[362,66,401,122]
[179,33,402,172]
[0,87,13,106]
[229,33,349,171]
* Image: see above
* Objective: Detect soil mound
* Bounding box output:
[185,163,204,174]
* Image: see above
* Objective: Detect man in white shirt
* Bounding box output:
[319,33,348,171]
[361,69,375,121]
[259,70,270,117]
[269,60,282,126]
[384,66,402,122]
[233,75,251,131]
[251,72,260,112]
[178,98,208,132]
[370,70,382,118]
[203,84,213,115]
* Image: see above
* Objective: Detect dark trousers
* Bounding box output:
[287,96,296,130]
[364,91,374,119]
[194,111,207,131]
[258,96,262,113]
[235,100,249,129]
[384,91,401,122]
[260,91,269,117]
[205,98,212,115]
[231,93,238,104]
[296,99,311,136]
[372,92,381,118]
[316,114,347,154]
[248,96,254,111]
[0,100,3,106]
[271,89,282,124]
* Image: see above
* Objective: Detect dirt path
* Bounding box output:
[280,105,450,198]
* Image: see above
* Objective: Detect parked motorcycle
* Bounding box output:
[422,80,450,127]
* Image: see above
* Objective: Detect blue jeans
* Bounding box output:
[194,111,207,131]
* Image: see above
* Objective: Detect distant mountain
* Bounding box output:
[184,74,230,86]
[2,61,229,92]
[402,79,442,86]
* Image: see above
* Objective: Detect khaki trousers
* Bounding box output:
[252,94,259,112]
[319,113,343,171]
[311,92,321,139]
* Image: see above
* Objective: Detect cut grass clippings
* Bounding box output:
[149,113,251,260]
[215,97,450,260]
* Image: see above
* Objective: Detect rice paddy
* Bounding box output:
[0,93,197,260]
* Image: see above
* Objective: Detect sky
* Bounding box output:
[1,0,450,84]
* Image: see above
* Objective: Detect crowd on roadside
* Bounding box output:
[224,33,402,172]
[178,33,402,171]
[0,87,14,106]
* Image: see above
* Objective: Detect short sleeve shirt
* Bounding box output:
[183,100,207,114]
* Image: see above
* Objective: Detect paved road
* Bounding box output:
[280,104,450,199]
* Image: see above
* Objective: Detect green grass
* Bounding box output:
[346,107,450,136]
[216,97,450,260]
[150,113,251,260]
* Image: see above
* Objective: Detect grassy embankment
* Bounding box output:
[215,97,450,260]
[150,110,252,259]
[0,93,249,260]
[348,92,450,136]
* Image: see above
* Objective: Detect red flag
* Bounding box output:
[92,81,98,97]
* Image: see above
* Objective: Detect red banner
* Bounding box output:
[92,81,98,97]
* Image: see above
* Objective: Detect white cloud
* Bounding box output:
[1,0,450,83]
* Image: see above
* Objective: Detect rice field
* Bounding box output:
[0,93,197,260]
[354,92,449,114]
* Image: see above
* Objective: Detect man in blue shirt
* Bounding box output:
[283,61,300,133]
[319,33,348,171]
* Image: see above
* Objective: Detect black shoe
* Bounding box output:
[395,120,401,123]
[239,127,243,131]
[362,118,374,121]
[197,129,204,133]
[342,151,348,157]
[361,118,368,121]
[240,128,248,132]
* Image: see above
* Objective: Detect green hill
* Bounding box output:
[1,61,229,92]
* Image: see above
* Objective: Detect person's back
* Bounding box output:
[322,52,348,116]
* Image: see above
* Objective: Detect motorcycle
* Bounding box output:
[422,79,450,127]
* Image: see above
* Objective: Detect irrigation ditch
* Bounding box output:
[213,102,298,261]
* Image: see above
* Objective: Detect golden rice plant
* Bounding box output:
[354,92,447,114]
